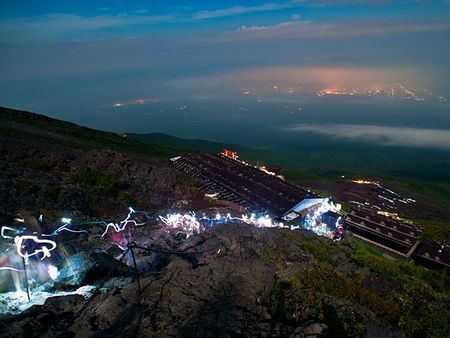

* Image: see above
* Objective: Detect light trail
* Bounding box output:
[99,207,145,237]
[160,212,282,238]
[42,218,89,237]
[14,236,57,260]
[0,267,22,272]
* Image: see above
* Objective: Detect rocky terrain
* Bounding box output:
[0,106,203,222]
[0,224,415,337]
[1,220,448,337]
[0,107,449,337]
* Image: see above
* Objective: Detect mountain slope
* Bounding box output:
[128,132,244,154]
[0,106,197,221]
[0,107,182,158]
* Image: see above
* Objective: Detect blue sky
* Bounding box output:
[1,1,449,42]
[0,1,449,149]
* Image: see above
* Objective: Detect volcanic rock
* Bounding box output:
[57,251,129,288]
[363,321,405,338]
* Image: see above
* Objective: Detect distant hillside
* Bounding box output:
[127,132,278,166]
[128,132,283,170]
[0,106,180,159]
[128,132,243,154]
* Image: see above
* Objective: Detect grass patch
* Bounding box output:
[260,247,271,262]
[297,236,333,262]
[269,261,399,337]
[119,193,138,207]
[269,257,450,337]
[72,170,121,197]
[269,235,449,337]
[412,219,450,245]
[346,237,449,294]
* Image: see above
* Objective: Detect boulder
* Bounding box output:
[57,251,129,288]
[363,322,405,338]
[303,322,328,337]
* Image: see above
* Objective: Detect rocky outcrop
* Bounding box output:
[0,142,190,220]
[57,251,129,288]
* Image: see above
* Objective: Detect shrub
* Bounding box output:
[72,170,121,196]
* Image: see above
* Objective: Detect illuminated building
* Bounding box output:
[171,152,343,239]
[221,149,238,160]
[345,207,421,257]
[172,152,314,216]
[413,240,450,270]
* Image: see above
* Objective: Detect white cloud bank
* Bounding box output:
[284,124,450,150]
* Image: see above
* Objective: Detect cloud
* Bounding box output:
[291,0,392,5]
[226,19,450,41]
[2,2,449,43]
[238,20,312,32]
[284,124,450,150]
[0,12,178,41]
[192,3,292,20]
[0,2,296,42]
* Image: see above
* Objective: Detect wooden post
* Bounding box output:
[22,257,31,301]
[128,244,141,295]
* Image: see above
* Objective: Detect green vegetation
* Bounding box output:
[17,179,41,195]
[190,182,200,193]
[129,132,241,154]
[19,158,54,171]
[119,193,138,206]
[386,177,450,215]
[42,186,62,202]
[381,177,450,244]
[346,237,449,294]
[282,170,330,186]
[414,219,450,245]
[296,236,332,262]
[269,233,450,337]
[72,170,121,197]
[270,262,397,337]
[260,247,271,262]
[174,175,186,186]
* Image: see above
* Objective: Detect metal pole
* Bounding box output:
[22,257,31,302]
[128,244,141,295]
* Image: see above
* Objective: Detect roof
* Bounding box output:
[282,198,326,220]
[288,198,327,213]
[414,239,450,267]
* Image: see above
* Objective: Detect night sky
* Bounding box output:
[0,1,449,150]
